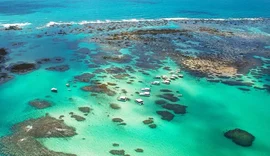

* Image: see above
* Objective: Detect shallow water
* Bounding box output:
[1,18,270,156]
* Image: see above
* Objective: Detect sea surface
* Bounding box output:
[0,0,270,156]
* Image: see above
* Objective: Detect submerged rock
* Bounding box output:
[29,99,52,109]
[0,72,13,84]
[102,54,132,63]
[36,57,65,64]
[221,80,253,87]
[0,48,8,63]
[0,48,7,56]
[0,115,76,156]
[238,88,251,91]
[113,73,130,80]
[149,124,157,129]
[135,148,144,153]
[112,118,124,123]
[157,93,179,102]
[224,128,255,147]
[9,62,38,74]
[110,103,121,109]
[105,67,126,74]
[109,149,125,155]
[143,118,154,125]
[46,65,70,72]
[5,25,22,30]
[81,84,116,96]
[74,73,95,82]
[71,115,86,121]
[112,143,120,147]
[78,107,91,113]
[155,100,168,105]
[160,89,173,92]
[108,82,117,86]
[162,104,187,114]
[156,111,175,121]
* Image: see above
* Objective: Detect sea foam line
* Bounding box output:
[1,17,267,30]
[0,22,31,28]
[40,17,266,28]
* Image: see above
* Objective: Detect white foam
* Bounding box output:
[1,22,31,28]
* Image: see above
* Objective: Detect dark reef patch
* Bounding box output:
[74,73,95,82]
[81,84,116,96]
[110,103,121,110]
[113,73,130,80]
[149,124,157,129]
[105,66,126,74]
[221,80,253,87]
[143,118,154,125]
[71,114,86,121]
[238,88,251,91]
[135,148,144,153]
[29,99,52,109]
[224,128,255,147]
[102,54,132,63]
[112,118,124,123]
[157,94,179,102]
[162,104,187,114]
[0,115,77,156]
[156,111,175,121]
[36,57,65,64]
[46,65,70,72]
[9,62,38,74]
[160,89,173,92]
[0,72,14,84]
[78,107,91,114]
[4,25,22,31]
[109,149,125,155]
[155,100,168,105]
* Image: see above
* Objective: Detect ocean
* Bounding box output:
[0,0,270,156]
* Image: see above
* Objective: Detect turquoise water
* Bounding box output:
[0,0,270,26]
[1,1,270,156]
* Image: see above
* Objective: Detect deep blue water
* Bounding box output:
[0,0,270,26]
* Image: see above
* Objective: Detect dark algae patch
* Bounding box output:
[224,128,255,147]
